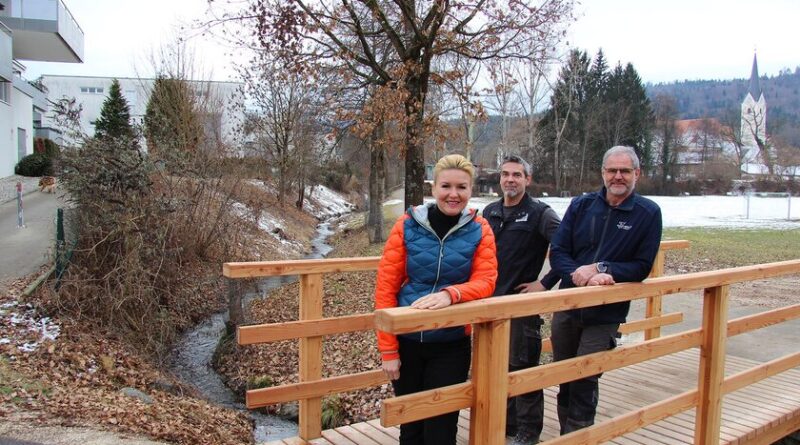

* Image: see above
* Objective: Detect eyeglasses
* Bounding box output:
[603,168,634,176]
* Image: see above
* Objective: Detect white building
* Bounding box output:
[0,0,84,178]
[741,53,767,156]
[39,75,244,150]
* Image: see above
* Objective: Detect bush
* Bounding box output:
[14,152,53,177]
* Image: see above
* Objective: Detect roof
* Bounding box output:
[747,53,762,99]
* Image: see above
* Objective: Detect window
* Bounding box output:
[80,86,105,94]
[0,81,10,103]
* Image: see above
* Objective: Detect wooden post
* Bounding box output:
[469,319,510,445]
[299,273,324,440]
[645,249,666,340]
[694,284,728,445]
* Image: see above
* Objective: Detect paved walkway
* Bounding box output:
[0,176,62,294]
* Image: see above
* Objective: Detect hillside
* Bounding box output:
[647,68,800,144]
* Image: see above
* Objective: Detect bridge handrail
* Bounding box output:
[375,259,800,444]
[227,240,689,441]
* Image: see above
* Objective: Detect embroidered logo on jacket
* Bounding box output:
[515,213,529,222]
[617,221,632,230]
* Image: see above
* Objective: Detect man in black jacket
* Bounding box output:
[483,155,560,444]
[549,145,663,435]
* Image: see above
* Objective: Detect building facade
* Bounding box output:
[0,0,84,177]
[39,75,244,151]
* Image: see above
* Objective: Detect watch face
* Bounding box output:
[597,262,607,273]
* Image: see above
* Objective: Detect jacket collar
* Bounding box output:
[599,187,637,211]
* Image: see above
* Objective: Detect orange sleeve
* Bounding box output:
[443,215,497,304]
[374,215,408,362]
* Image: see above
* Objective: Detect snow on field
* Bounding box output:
[303,185,355,219]
[460,194,800,229]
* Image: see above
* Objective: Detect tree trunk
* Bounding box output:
[403,86,426,208]
[368,128,387,243]
[227,279,243,334]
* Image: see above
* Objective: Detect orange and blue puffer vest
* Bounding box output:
[375,204,497,361]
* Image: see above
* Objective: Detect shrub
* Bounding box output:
[15,152,53,177]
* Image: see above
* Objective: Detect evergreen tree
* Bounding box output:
[94,79,135,140]
[144,76,202,160]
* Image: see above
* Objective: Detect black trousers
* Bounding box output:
[551,311,619,431]
[392,336,471,445]
[506,315,544,438]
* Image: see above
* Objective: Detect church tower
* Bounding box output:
[741,53,766,154]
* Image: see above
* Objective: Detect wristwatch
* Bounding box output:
[596,262,608,274]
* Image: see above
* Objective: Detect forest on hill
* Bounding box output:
[647,67,800,145]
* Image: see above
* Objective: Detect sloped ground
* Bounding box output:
[0,182,355,444]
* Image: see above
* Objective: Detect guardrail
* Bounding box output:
[224,240,691,441]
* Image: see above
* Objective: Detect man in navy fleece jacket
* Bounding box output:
[548,145,663,435]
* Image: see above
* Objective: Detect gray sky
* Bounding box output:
[22,0,800,84]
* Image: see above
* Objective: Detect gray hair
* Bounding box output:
[602,146,640,170]
[501,154,532,177]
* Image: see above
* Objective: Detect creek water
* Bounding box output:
[168,220,337,443]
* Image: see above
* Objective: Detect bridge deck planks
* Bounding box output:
[264,348,800,444]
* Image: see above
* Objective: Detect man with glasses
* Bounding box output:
[548,145,663,435]
[483,155,561,444]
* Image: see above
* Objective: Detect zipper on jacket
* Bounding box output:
[410,207,474,342]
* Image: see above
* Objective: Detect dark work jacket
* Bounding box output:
[483,193,560,298]
[549,187,663,325]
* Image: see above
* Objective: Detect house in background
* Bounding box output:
[0,0,84,178]
[39,75,245,152]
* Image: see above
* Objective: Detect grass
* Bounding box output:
[663,228,800,268]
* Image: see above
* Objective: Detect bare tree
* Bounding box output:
[485,60,520,165]
[653,94,680,192]
[205,0,575,207]
[742,106,774,175]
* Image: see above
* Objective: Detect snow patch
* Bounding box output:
[303,185,355,219]
[0,300,60,354]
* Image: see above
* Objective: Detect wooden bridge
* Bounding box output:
[223,240,800,444]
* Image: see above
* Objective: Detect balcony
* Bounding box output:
[0,0,84,63]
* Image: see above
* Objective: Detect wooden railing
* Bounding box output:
[224,240,690,441]
[375,259,800,445]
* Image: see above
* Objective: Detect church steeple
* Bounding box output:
[747,52,762,100]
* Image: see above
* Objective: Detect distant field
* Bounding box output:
[663,227,800,268]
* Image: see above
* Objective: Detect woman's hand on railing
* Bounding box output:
[410,291,452,310]
[382,358,401,381]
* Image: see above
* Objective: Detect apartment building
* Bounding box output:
[0,0,84,177]
[39,75,244,149]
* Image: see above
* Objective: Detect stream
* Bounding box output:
[168,220,336,443]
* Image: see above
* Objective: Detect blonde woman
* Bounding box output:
[375,154,497,444]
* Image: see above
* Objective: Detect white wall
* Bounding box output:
[40,75,244,149]
[0,95,13,177]
[0,85,34,177]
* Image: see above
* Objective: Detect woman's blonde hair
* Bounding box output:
[433,154,474,183]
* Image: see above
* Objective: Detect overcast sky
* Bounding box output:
[21,0,800,85]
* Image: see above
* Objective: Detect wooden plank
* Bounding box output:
[645,250,666,340]
[320,429,359,445]
[247,370,387,408]
[381,381,472,427]
[350,422,397,445]
[333,425,382,445]
[469,320,510,445]
[722,351,800,394]
[225,241,687,279]
[618,312,683,335]
[694,285,729,445]
[540,312,684,354]
[239,314,375,344]
[223,257,380,278]
[731,411,800,445]
[510,329,702,396]
[299,273,324,440]
[727,303,800,337]
[365,420,399,440]
[373,260,800,335]
[542,390,698,445]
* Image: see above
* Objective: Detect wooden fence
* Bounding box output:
[223,241,701,441]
